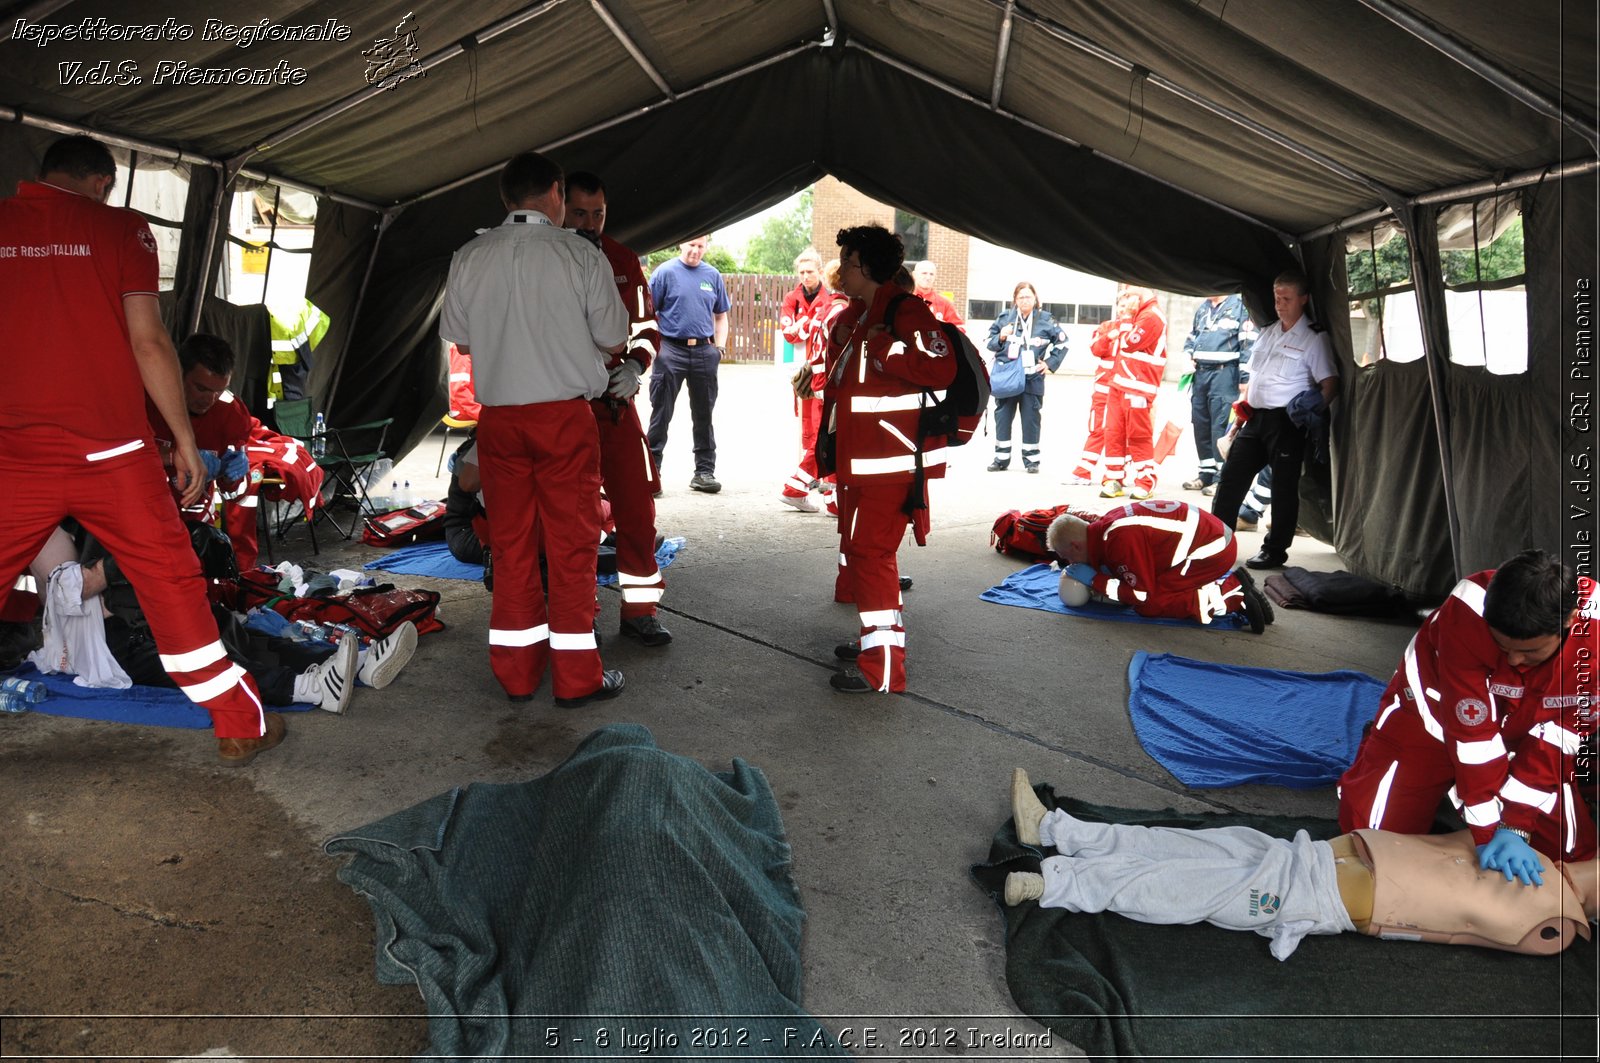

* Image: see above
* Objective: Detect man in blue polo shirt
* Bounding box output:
[647,235,730,493]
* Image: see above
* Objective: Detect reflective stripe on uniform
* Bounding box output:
[85,439,145,462]
[180,663,251,703]
[549,630,598,651]
[489,625,549,647]
[1500,775,1557,814]
[861,629,906,650]
[159,640,229,673]
[1455,734,1506,765]
[859,608,902,628]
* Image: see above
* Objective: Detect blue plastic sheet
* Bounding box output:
[980,562,1247,629]
[1127,651,1384,789]
[11,662,314,729]
[363,536,684,584]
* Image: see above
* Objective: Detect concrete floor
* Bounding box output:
[1,364,1423,1058]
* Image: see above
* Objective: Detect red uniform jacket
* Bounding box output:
[447,343,482,422]
[830,285,957,487]
[244,417,325,514]
[1084,500,1239,611]
[146,391,253,519]
[1110,297,1167,399]
[600,233,659,373]
[780,282,830,391]
[1372,572,1599,847]
[915,287,964,326]
[1088,319,1125,393]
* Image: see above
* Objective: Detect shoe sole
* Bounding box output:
[1011,768,1045,845]
[779,495,819,513]
[689,481,721,493]
[361,622,417,689]
[1233,567,1275,632]
[218,715,286,766]
[554,678,626,709]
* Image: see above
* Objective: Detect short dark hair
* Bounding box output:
[1484,549,1579,638]
[566,170,606,198]
[1273,269,1310,296]
[836,224,903,284]
[178,333,236,377]
[499,152,564,207]
[40,135,115,181]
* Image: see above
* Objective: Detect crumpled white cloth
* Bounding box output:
[27,562,132,689]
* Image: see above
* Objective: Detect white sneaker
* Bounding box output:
[359,621,418,689]
[1004,872,1045,906]
[309,633,358,714]
[781,494,820,513]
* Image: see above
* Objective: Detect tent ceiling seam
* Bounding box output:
[1357,0,1599,154]
[844,40,1293,245]
[977,0,1396,199]
[589,0,675,100]
[400,40,823,209]
[232,0,573,171]
[989,0,1017,110]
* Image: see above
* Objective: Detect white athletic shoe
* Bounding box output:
[358,621,418,689]
[781,494,820,513]
[310,633,358,714]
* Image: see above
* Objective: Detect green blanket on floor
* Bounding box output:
[970,787,1598,1061]
[326,724,845,1060]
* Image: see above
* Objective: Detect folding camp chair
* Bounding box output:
[273,397,393,539]
[435,412,478,475]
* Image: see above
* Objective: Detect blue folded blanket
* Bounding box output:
[1127,651,1384,789]
[364,537,684,584]
[10,663,314,729]
[981,563,1247,629]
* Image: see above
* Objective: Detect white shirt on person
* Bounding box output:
[1244,315,1336,409]
[439,209,628,406]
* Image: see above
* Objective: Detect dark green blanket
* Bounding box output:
[326,724,845,1060]
[971,786,1598,1061]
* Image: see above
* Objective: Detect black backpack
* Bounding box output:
[882,292,991,446]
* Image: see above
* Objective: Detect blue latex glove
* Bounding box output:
[1477,828,1545,886]
[220,448,249,483]
[1064,563,1097,587]
[197,449,223,483]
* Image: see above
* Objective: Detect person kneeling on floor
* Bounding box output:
[1046,500,1274,633]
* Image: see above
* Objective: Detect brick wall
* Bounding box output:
[811,176,969,314]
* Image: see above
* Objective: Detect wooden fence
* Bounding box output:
[722,273,798,364]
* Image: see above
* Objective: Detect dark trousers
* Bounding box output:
[992,390,1044,467]
[1189,361,1239,484]
[1210,407,1306,556]
[106,606,332,707]
[647,340,720,476]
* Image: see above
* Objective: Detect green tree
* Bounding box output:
[644,244,740,275]
[741,190,813,274]
[1346,217,1524,294]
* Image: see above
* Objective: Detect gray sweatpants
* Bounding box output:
[1037,809,1355,960]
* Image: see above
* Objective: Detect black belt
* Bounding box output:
[1194,359,1237,370]
[665,335,714,346]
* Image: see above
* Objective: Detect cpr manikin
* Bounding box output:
[1002,770,1597,961]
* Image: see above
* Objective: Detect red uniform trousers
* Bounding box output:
[1336,678,1599,862]
[478,401,605,700]
[1073,389,1109,479]
[1101,390,1156,489]
[1134,572,1245,624]
[222,481,262,570]
[592,396,664,621]
[0,426,266,739]
[783,396,829,498]
[837,481,910,692]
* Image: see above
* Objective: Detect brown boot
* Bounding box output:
[218,712,287,767]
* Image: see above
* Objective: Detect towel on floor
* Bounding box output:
[970,790,1596,1061]
[363,537,684,585]
[11,662,314,728]
[324,724,844,1060]
[981,563,1248,629]
[1127,651,1383,789]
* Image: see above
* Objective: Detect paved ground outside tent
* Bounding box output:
[0,366,1424,1059]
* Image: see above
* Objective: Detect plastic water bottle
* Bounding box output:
[402,480,414,508]
[0,691,31,715]
[390,480,401,509]
[0,676,46,703]
[312,412,327,458]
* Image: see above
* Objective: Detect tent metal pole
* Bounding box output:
[0,105,383,212]
[989,1,1016,110]
[399,41,820,209]
[321,209,397,423]
[848,41,1294,244]
[977,0,1394,198]
[590,0,674,100]
[187,159,243,337]
[239,0,572,163]
[821,0,839,40]
[1357,0,1599,154]
[1300,157,1600,241]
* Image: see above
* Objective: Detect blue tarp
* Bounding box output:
[1126,651,1384,789]
[980,562,1248,629]
[364,537,684,585]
